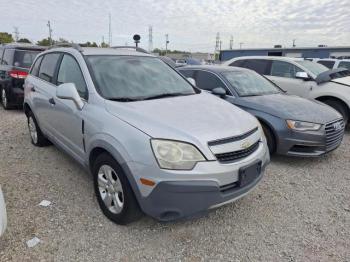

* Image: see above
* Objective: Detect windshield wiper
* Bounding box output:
[143,92,193,100]
[107,97,141,102]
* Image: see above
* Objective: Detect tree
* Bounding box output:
[57,38,69,43]
[100,41,109,48]
[37,37,53,46]
[0,32,14,44]
[17,38,31,43]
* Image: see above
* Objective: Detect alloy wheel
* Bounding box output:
[97,165,124,214]
[28,117,38,144]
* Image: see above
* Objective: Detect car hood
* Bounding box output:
[233,93,341,124]
[105,92,259,144]
[331,76,350,86]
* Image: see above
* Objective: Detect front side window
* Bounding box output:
[57,55,87,99]
[195,71,226,91]
[13,50,41,68]
[179,69,195,79]
[38,53,61,83]
[338,61,350,70]
[87,56,196,100]
[270,61,303,78]
[317,60,335,69]
[223,70,280,97]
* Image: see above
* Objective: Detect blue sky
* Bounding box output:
[0,0,349,52]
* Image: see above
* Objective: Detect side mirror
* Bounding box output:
[295,72,310,80]
[56,83,84,110]
[212,87,227,97]
[187,77,196,86]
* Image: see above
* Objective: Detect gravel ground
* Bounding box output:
[0,107,349,262]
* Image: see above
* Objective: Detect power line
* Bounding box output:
[165,34,169,55]
[47,21,53,46]
[13,27,20,42]
[108,13,112,46]
[148,25,153,52]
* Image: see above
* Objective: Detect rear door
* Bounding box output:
[266,60,312,97]
[30,53,61,135]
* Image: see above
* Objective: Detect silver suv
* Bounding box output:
[24,45,270,224]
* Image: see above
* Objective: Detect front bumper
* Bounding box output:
[128,141,269,221]
[276,125,344,157]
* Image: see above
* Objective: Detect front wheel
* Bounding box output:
[323,99,349,124]
[261,124,276,154]
[92,153,143,225]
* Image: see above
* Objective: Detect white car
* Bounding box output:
[0,186,6,236]
[312,58,350,71]
[223,56,350,124]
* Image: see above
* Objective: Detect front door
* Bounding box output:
[49,54,89,161]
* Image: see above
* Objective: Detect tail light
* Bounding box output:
[9,70,28,79]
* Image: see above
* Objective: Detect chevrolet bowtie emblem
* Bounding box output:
[241,141,251,149]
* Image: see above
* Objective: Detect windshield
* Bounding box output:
[14,50,41,68]
[223,70,280,97]
[295,60,328,76]
[87,56,196,100]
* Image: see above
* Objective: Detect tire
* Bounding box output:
[92,153,143,225]
[323,99,349,124]
[261,123,276,154]
[1,88,10,110]
[27,111,50,147]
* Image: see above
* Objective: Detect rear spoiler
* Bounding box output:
[315,68,350,84]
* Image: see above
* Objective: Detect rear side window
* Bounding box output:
[13,50,41,68]
[180,69,195,78]
[195,71,226,91]
[30,56,43,77]
[229,60,245,67]
[57,55,88,99]
[242,59,270,75]
[317,60,335,69]
[338,61,350,70]
[1,49,14,65]
[38,53,61,83]
[270,61,303,78]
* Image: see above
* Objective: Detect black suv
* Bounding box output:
[0,44,45,109]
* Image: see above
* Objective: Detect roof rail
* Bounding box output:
[48,43,83,52]
[111,46,149,54]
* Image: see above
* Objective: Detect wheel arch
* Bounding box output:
[315,96,350,115]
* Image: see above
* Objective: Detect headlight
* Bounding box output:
[286,120,321,131]
[151,139,206,170]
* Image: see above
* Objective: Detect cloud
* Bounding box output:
[0,0,349,51]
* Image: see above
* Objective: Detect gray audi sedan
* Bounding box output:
[179,65,345,156]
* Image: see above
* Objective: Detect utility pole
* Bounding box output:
[108,13,112,46]
[165,34,169,55]
[148,25,153,52]
[215,32,220,60]
[229,35,233,50]
[13,27,19,42]
[47,20,53,46]
[219,40,222,52]
[293,39,296,47]
[239,42,244,49]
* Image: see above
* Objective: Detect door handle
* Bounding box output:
[49,98,56,105]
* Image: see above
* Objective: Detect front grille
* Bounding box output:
[215,141,260,163]
[325,119,345,151]
[208,127,258,146]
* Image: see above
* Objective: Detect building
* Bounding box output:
[220,46,350,61]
